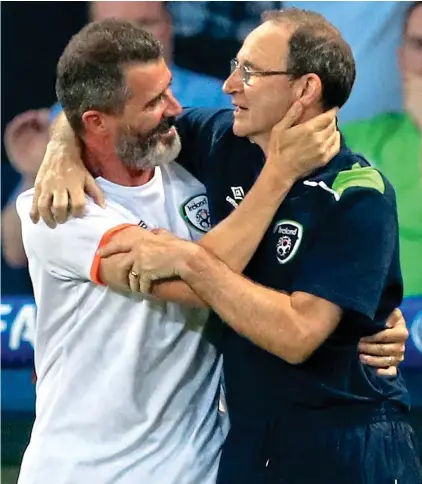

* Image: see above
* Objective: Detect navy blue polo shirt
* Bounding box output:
[175,107,409,426]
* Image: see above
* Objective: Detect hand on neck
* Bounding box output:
[251,105,329,157]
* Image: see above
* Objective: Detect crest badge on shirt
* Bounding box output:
[181,194,211,233]
[273,220,303,264]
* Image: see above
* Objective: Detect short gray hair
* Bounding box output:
[56,19,162,135]
[262,8,356,110]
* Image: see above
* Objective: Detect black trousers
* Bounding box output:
[217,409,421,484]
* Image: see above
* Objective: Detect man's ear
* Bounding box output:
[292,73,323,109]
[82,110,109,135]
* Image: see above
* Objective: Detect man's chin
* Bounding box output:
[158,126,177,145]
[232,121,250,138]
[153,133,182,166]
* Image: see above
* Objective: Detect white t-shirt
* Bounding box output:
[16,162,228,484]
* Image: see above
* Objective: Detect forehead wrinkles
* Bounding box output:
[126,62,171,100]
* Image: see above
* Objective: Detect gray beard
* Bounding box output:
[115,129,182,170]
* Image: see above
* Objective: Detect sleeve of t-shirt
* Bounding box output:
[175,107,233,184]
[16,189,135,282]
[291,187,400,320]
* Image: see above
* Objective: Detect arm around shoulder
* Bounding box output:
[17,192,129,282]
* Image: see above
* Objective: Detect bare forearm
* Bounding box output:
[179,247,341,363]
[199,164,294,272]
[98,227,208,307]
[151,278,208,307]
[47,112,83,169]
[153,166,295,305]
[49,112,78,146]
[179,248,306,362]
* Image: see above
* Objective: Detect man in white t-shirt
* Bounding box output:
[16,20,345,484]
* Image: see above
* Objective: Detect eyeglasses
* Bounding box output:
[230,59,292,85]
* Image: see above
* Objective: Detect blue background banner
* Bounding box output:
[2,295,422,369]
[1,295,421,413]
[404,296,422,368]
[1,296,36,369]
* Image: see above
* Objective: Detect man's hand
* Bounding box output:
[29,113,104,228]
[98,228,198,293]
[358,309,408,376]
[4,109,50,179]
[267,103,340,181]
[403,73,422,132]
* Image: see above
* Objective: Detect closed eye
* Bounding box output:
[145,93,165,109]
[145,79,173,109]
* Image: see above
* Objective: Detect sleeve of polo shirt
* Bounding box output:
[291,186,400,320]
[175,107,233,183]
[16,189,134,282]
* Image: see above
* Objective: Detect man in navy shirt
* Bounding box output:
[30,8,419,484]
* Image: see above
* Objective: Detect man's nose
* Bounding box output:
[164,89,182,116]
[223,68,243,94]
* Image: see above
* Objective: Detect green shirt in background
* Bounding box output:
[342,113,422,297]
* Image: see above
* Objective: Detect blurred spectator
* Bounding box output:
[170,1,409,122]
[2,0,232,272]
[342,1,422,297]
[2,110,50,269]
[169,2,286,80]
[287,1,409,122]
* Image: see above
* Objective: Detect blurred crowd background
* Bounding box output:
[1,1,422,482]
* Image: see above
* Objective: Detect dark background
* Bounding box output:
[2,2,87,204]
[1,1,241,201]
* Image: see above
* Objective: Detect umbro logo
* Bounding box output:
[231,186,244,200]
[226,186,245,208]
